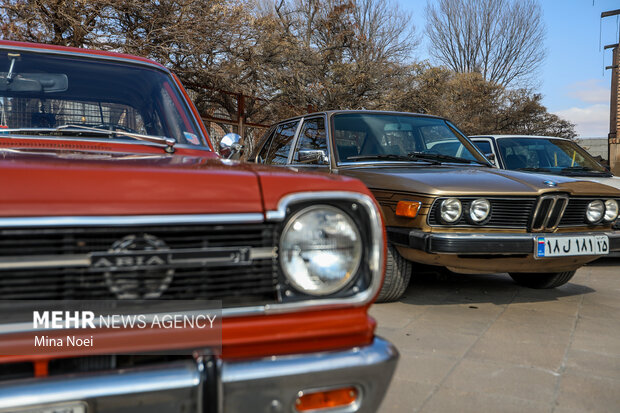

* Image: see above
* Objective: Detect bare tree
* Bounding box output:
[256,0,416,112]
[425,0,546,88]
[0,0,111,47]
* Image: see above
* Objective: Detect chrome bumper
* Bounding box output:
[0,360,205,413]
[388,228,620,254]
[0,337,398,413]
[221,336,398,413]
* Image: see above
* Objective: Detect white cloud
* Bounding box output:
[566,79,610,104]
[554,104,609,137]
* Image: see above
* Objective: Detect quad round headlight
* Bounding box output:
[469,198,491,224]
[439,198,462,224]
[586,200,605,224]
[604,199,619,222]
[280,205,362,296]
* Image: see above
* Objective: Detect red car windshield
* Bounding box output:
[0,49,204,146]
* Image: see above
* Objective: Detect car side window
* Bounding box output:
[473,141,492,154]
[265,121,299,165]
[292,117,327,164]
[255,128,276,163]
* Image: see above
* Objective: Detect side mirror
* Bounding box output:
[484,153,496,165]
[298,149,328,165]
[219,133,243,159]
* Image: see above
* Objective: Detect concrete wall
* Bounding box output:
[577,137,608,160]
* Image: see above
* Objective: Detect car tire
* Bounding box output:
[509,271,577,289]
[376,244,412,302]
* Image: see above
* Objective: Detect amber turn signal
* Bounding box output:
[395,200,421,218]
[295,386,358,411]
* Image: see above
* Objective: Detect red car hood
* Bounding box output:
[0,146,365,217]
[1,148,264,216]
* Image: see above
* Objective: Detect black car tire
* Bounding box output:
[376,244,412,302]
[509,271,577,289]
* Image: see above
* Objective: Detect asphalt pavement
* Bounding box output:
[371,258,620,413]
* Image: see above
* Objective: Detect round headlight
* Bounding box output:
[586,200,605,223]
[439,198,462,224]
[469,198,491,223]
[604,199,619,222]
[280,205,362,296]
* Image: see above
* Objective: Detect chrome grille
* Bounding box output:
[530,194,569,232]
[0,223,279,306]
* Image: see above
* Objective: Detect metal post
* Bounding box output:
[602,9,620,174]
[610,46,619,174]
[237,94,245,143]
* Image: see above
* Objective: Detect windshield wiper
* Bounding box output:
[515,167,552,172]
[560,166,611,176]
[408,151,488,166]
[58,125,176,153]
[560,166,595,172]
[346,154,440,164]
[1,125,176,153]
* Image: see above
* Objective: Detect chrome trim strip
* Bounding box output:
[0,135,212,152]
[423,231,617,242]
[286,118,305,164]
[0,44,168,72]
[249,247,278,260]
[0,254,89,270]
[422,232,534,241]
[0,213,264,228]
[0,246,276,271]
[0,361,201,412]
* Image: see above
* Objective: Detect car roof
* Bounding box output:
[470,135,570,141]
[0,40,168,72]
[274,109,447,125]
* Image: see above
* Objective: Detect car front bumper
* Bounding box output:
[388,228,620,255]
[0,337,398,413]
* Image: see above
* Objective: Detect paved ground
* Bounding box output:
[370,259,620,413]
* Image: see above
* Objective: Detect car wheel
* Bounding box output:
[509,271,577,289]
[376,244,412,302]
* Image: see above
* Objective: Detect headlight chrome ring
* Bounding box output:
[586,200,605,224]
[280,205,363,296]
[468,198,491,224]
[439,198,462,224]
[604,199,619,222]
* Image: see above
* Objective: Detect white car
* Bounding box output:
[470,135,620,192]
[471,135,620,253]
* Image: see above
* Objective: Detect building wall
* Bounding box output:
[577,138,609,160]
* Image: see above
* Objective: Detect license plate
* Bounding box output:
[7,403,86,413]
[535,235,609,258]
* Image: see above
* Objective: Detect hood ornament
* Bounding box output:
[544,180,557,187]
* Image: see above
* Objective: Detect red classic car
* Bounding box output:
[0,40,397,413]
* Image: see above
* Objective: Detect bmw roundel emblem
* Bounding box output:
[544,180,557,187]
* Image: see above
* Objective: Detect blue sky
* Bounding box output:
[397,0,620,137]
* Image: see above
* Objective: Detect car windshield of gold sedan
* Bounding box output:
[496,137,609,176]
[333,113,486,165]
[0,49,204,146]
